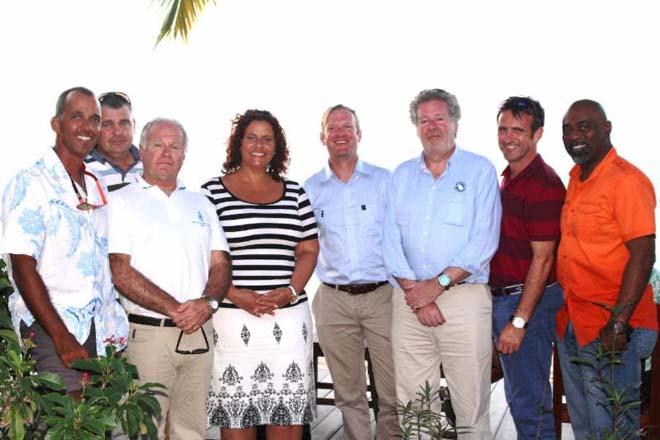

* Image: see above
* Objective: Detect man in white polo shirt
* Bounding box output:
[108,118,231,440]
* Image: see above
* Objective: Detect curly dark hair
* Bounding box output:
[222,109,289,180]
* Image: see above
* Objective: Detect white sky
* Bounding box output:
[1,0,659,266]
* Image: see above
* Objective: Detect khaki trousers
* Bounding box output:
[125,320,213,440]
[313,283,400,439]
[392,284,492,440]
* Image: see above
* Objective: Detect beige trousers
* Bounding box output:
[392,284,492,440]
[313,283,400,439]
[125,320,213,440]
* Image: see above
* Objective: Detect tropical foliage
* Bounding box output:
[156,0,214,44]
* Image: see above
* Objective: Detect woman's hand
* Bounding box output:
[227,286,272,317]
[259,287,293,312]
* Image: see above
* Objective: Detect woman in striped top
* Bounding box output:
[202,109,319,439]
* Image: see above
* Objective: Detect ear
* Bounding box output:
[319,132,326,145]
[604,120,612,135]
[356,128,362,142]
[532,126,544,143]
[50,116,61,134]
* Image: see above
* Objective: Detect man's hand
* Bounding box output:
[404,279,443,311]
[497,322,525,355]
[598,322,630,354]
[53,332,90,368]
[171,299,212,334]
[416,303,446,327]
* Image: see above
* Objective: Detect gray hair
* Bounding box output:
[139,118,188,150]
[409,89,461,125]
[55,86,95,118]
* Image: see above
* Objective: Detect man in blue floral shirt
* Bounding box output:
[0,87,128,395]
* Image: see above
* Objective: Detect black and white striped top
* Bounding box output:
[201,177,318,306]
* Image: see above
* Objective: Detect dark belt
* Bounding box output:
[128,314,177,327]
[323,281,388,295]
[491,281,557,297]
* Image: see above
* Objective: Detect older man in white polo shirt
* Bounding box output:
[108,118,231,440]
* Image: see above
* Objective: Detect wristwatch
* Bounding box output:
[204,296,220,314]
[437,273,452,288]
[610,320,629,335]
[510,315,528,330]
[288,285,301,305]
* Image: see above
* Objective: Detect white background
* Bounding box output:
[1,0,658,254]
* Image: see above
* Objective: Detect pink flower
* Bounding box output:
[81,372,90,387]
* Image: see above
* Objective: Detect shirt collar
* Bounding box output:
[45,147,75,182]
[417,146,460,174]
[568,147,617,182]
[321,158,369,182]
[136,174,186,191]
[501,153,544,181]
[88,145,140,165]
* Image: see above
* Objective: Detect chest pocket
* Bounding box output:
[438,194,468,226]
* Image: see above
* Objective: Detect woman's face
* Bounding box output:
[240,120,276,170]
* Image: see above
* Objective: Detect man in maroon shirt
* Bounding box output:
[489,96,566,439]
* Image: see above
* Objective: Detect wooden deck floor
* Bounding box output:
[206,358,576,439]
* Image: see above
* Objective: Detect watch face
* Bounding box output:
[209,299,219,310]
[512,317,526,329]
[438,274,451,287]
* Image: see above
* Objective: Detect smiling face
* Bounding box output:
[497,110,542,171]
[140,121,186,188]
[562,101,612,171]
[98,105,135,158]
[416,99,458,158]
[51,91,101,161]
[239,120,276,170]
[321,109,361,162]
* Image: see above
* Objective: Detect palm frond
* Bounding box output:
[155,0,215,45]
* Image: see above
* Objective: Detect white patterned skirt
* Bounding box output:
[206,301,316,428]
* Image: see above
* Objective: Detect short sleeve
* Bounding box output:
[613,172,656,242]
[524,178,565,242]
[205,197,229,252]
[298,185,318,241]
[1,172,47,259]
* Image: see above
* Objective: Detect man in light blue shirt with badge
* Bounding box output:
[383,89,501,440]
[305,105,399,439]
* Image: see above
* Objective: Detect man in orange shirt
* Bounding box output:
[556,99,657,439]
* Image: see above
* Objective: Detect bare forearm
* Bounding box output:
[109,254,180,317]
[614,236,655,324]
[201,251,231,301]
[515,255,553,321]
[10,254,71,341]
[290,248,318,294]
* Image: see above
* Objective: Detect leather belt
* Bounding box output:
[491,281,557,297]
[128,314,177,327]
[323,281,388,295]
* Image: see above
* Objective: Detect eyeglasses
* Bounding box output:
[70,170,108,211]
[175,327,210,355]
[98,91,132,106]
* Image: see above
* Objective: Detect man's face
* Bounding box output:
[416,99,458,156]
[98,105,135,158]
[497,110,542,166]
[321,109,361,161]
[562,103,612,166]
[51,91,101,160]
[140,122,186,186]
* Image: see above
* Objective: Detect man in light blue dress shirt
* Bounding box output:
[383,89,501,439]
[306,105,400,439]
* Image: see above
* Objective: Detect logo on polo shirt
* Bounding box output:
[192,211,209,227]
[454,181,466,192]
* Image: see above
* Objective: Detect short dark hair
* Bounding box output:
[321,104,361,134]
[99,92,132,112]
[223,110,289,180]
[497,96,545,135]
[55,87,95,118]
[409,89,461,125]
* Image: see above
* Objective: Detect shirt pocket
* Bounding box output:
[438,195,467,226]
[573,202,614,240]
[353,203,383,239]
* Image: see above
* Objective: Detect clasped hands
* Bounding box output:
[400,279,446,327]
[231,287,293,318]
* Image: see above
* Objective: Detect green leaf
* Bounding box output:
[155,0,215,45]
[70,358,103,373]
[9,405,26,440]
[33,372,66,391]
